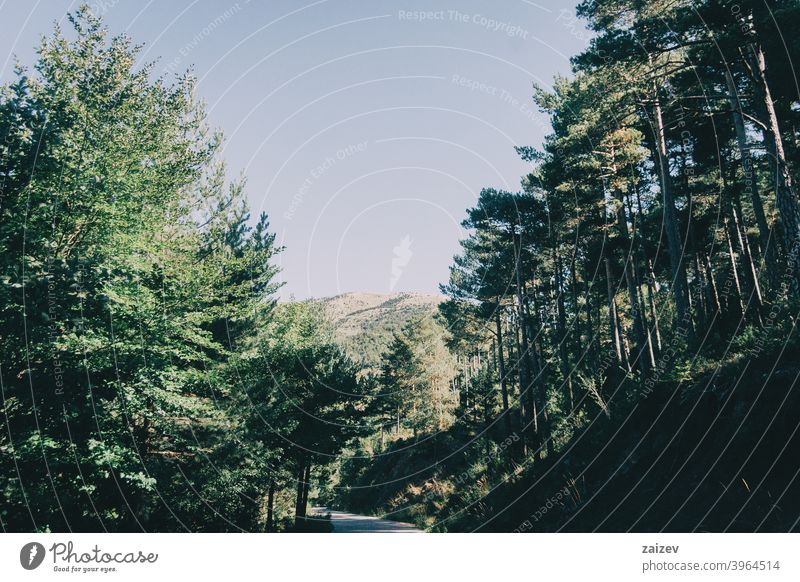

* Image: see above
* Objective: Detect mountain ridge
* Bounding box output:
[310,291,445,367]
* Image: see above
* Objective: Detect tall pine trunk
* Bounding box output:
[553,244,575,408]
[605,255,624,366]
[649,71,695,343]
[266,479,276,532]
[301,464,311,515]
[723,214,747,318]
[495,311,513,434]
[527,280,552,458]
[724,68,778,287]
[615,188,652,374]
[746,43,800,292]
[294,464,307,524]
[512,231,533,442]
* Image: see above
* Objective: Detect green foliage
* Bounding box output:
[378,316,458,435]
[332,0,800,533]
[313,292,443,369]
[0,9,346,532]
[3,1,800,534]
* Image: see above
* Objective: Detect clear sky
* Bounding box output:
[0,0,590,299]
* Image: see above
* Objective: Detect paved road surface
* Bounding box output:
[312,507,422,533]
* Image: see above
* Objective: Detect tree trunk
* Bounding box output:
[731,191,765,322]
[294,464,306,524]
[586,281,600,365]
[495,311,512,434]
[724,68,778,287]
[747,43,800,292]
[645,259,663,353]
[649,71,695,343]
[553,245,575,409]
[301,464,311,514]
[635,187,662,354]
[701,251,721,316]
[512,231,533,440]
[615,188,652,374]
[703,254,722,315]
[626,189,656,364]
[569,253,585,357]
[512,314,527,457]
[266,479,276,532]
[723,214,747,318]
[632,256,657,367]
[528,280,552,458]
[692,253,708,326]
[605,256,624,366]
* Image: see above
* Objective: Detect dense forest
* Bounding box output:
[2,1,799,532]
[0,8,367,532]
[335,0,800,532]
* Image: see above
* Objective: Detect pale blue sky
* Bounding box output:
[0,0,590,299]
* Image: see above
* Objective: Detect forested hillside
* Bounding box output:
[333,0,800,531]
[2,1,799,533]
[312,292,442,368]
[0,9,365,532]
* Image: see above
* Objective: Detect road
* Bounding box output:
[312,507,422,533]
